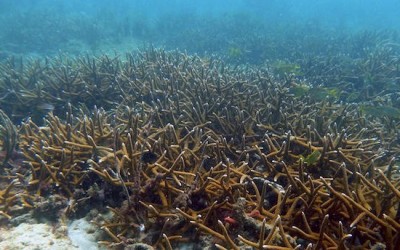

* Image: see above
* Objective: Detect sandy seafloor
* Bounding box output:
[0,217,102,250]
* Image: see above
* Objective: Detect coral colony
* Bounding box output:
[1,48,400,249]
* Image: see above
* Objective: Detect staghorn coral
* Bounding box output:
[0,109,17,167]
[1,49,400,249]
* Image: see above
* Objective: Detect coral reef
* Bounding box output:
[0,49,400,249]
[2,4,399,104]
[0,110,17,167]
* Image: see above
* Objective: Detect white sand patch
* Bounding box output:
[0,223,78,250]
[0,217,105,250]
[68,218,100,250]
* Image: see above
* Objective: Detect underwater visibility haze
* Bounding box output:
[1,0,400,249]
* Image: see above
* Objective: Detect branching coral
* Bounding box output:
[1,49,399,249]
[0,109,17,167]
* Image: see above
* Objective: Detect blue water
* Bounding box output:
[1,0,399,58]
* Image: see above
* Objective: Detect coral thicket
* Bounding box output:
[0,49,400,249]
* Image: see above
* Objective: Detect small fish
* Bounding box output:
[36,103,55,112]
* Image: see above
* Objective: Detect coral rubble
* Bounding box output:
[0,49,399,249]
